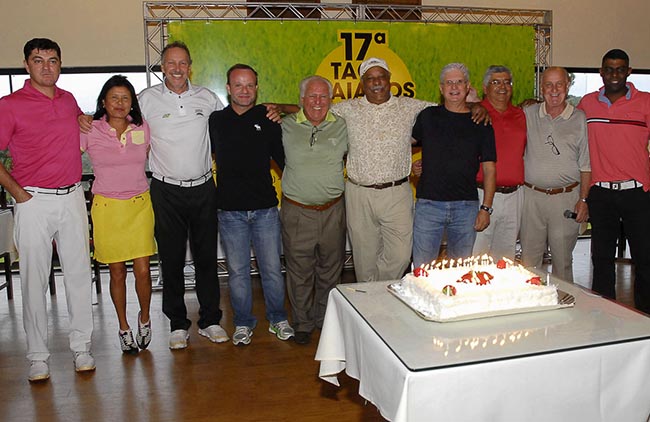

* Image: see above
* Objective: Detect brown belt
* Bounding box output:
[477,183,521,194]
[348,176,409,190]
[524,181,579,195]
[282,195,343,211]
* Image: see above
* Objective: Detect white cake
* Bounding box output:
[397,258,558,320]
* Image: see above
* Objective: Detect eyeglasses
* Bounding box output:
[489,79,513,86]
[310,126,321,147]
[546,134,560,155]
[442,79,467,87]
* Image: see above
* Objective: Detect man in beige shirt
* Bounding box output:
[331,58,433,282]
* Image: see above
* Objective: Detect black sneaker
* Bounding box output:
[136,312,152,350]
[294,331,311,345]
[119,329,139,354]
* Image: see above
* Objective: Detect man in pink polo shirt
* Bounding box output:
[0,38,95,382]
[578,49,650,313]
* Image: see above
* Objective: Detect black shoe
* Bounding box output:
[294,331,311,345]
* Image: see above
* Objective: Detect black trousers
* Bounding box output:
[588,186,650,313]
[150,178,222,331]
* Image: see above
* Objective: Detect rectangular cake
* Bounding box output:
[395,258,559,320]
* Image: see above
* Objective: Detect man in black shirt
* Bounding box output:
[209,64,294,346]
[411,63,497,267]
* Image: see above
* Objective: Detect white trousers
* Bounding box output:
[14,187,93,361]
[473,187,524,260]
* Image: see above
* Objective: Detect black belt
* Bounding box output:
[477,183,521,194]
[349,177,409,190]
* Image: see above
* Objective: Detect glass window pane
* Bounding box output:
[0,75,11,98]
[570,72,650,99]
[57,72,162,114]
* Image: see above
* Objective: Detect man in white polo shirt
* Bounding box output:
[138,41,228,349]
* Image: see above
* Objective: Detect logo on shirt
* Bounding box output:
[196,109,205,117]
[162,113,171,119]
[254,124,262,132]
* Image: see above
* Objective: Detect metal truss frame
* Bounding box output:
[144,2,552,92]
[143,2,551,277]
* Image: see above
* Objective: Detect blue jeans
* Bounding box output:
[218,207,288,328]
[413,199,478,267]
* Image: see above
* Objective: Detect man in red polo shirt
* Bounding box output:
[473,65,527,260]
[578,49,650,313]
[0,38,95,382]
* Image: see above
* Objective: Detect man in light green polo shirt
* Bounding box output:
[280,75,348,345]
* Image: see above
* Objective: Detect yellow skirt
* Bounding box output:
[91,192,156,264]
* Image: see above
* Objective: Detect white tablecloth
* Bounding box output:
[316,280,650,422]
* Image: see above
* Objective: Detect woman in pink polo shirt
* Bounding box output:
[81,75,155,354]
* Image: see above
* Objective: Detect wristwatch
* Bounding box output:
[480,204,493,215]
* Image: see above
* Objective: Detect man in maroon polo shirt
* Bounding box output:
[472,65,527,260]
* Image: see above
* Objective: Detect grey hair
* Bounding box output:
[299,76,333,99]
[482,65,512,87]
[439,63,470,84]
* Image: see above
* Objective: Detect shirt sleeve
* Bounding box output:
[208,112,220,155]
[411,108,426,147]
[80,132,88,152]
[576,113,591,172]
[330,101,346,119]
[270,122,285,170]
[140,120,151,148]
[480,125,497,163]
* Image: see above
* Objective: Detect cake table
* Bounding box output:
[315,276,650,421]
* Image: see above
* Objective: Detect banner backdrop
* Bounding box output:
[169,20,535,202]
[168,20,535,106]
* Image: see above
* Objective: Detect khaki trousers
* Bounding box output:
[345,181,413,282]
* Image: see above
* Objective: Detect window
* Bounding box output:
[569,71,650,101]
[0,69,161,175]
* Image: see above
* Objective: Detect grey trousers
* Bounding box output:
[520,186,580,282]
[280,198,346,332]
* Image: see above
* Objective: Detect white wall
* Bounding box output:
[0,0,648,69]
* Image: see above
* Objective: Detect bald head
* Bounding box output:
[541,67,570,115]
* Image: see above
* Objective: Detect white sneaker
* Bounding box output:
[198,324,229,343]
[73,352,96,372]
[135,312,152,350]
[28,360,50,382]
[268,320,295,341]
[169,329,189,350]
[119,329,139,354]
[232,326,253,346]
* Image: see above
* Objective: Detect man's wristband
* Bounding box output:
[480,204,493,215]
